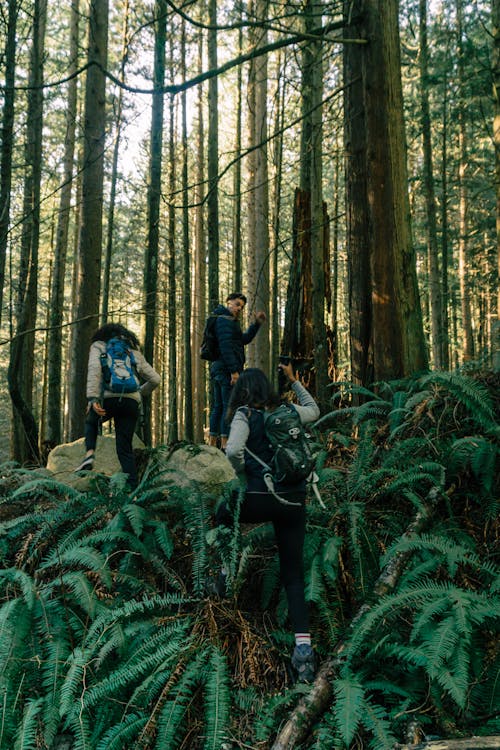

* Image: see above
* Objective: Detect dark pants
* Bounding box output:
[85,397,140,488]
[216,490,309,633]
[209,372,232,437]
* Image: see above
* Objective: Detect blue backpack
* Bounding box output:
[100,337,140,395]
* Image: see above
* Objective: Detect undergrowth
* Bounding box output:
[0,370,498,749]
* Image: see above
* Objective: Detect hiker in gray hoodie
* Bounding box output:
[75,323,160,488]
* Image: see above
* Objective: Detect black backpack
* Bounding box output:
[245,404,316,486]
[200,315,219,361]
[200,314,232,361]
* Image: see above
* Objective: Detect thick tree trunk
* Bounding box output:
[101,0,129,325]
[246,0,270,371]
[192,19,206,442]
[142,0,166,444]
[456,0,474,363]
[419,0,443,369]
[492,0,500,370]
[167,76,178,445]
[46,0,79,448]
[345,0,428,387]
[233,16,243,293]
[181,19,193,441]
[0,0,17,327]
[207,0,219,312]
[67,0,108,440]
[9,0,46,463]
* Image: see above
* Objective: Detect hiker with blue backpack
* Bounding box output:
[75,323,160,488]
[202,292,266,450]
[217,361,320,682]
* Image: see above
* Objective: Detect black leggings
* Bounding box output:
[85,397,139,488]
[216,490,309,633]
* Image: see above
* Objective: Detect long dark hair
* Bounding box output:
[226,368,280,421]
[91,323,141,350]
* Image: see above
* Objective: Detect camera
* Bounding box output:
[278,355,292,393]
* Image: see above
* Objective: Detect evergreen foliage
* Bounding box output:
[0,373,498,748]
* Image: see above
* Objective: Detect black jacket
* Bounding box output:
[210,304,261,376]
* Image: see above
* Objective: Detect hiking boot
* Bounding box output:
[74,455,95,472]
[291,644,316,683]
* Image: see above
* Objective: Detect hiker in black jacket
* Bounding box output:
[208,292,266,449]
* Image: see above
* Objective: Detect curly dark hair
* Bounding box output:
[91,323,141,350]
[226,368,280,421]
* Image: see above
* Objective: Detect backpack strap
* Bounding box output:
[244,445,301,507]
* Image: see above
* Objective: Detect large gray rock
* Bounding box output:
[46,434,145,489]
[46,439,234,495]
[162,444,235,494]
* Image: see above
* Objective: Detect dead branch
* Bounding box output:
[270,488,441,750]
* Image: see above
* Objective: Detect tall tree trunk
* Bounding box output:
[101,0,130,324]
[492,0,500,370]
[270,52,286,384]
[419,0,443,369]
[46,0,79,448]
[142,0,166,444]
[345,0,428,385]
[246,0,270,371]
[181,18,193,441]
[440,40,451,371]
[9,0,47,463]
[207,0,219,311]
[344,0,372,388]
[456,0,474,363]
[192,18,206,442]
[167,85,178,445]
[233,16,243,293]
[308,0,330,409]
[0,0,18,327]
[67,0,108,440]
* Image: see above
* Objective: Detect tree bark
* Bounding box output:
[167,43,178,445]
[67,0,108,440]
[207,0,219,312]
[0,0,18,328]
[101,0,130,325]
[181,18,193,441]
[492,0,500,370]
[246,0,270,371]
[419,0,443,369]
[142,0,166,444]
[192,16,206,442]
[9,0,47,463]
[456,0,474,363]
[46,0,79,448]
[345,0,428,387]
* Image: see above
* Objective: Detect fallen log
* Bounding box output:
[393,738,500,750]
[270,488,441,750]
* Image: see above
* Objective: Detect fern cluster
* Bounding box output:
[0,370,498,748]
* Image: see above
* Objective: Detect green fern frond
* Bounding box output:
[39,546,112,589]
[44,571,101,618]
[95,713,147,750]
[203,646,231,750]
[332,674,365,745]
[120,502,147,536]
[448,436,498,493]
[59,646,90,719]
[0,568,36,610]
[254,687,304,742]
[150,520,174,560]
[353,400,392,425]
[155,649,208,750]
[306,553,326,604]
[182,493,212,596]
[381,463,444,498]
[13,697,43,750]
[359,696,397,750]
[419,372,497,431]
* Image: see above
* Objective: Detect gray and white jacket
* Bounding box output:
[86,340,160,403]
